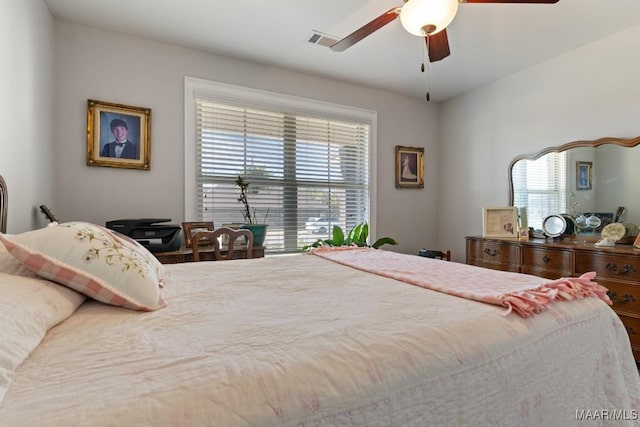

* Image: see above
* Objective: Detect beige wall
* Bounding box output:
[52,21,439,255]
[438,24,640,261]
[0,0,56,232]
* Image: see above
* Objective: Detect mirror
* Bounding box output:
[508,136,640,234]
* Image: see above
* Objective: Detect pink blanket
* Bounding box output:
[310,247,611,317]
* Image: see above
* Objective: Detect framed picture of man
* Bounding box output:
[395,145,424,188]
[86,99,151,170]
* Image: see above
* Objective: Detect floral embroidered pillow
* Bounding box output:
[0,222,166,311]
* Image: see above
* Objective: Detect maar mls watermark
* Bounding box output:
[575,409,638,421]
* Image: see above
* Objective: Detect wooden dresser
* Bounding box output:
[466,236,640,362]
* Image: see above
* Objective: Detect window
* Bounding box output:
[512,151,566,230]
[184,78,377,254]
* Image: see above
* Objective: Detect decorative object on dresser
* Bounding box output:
[191,227,253,262]
[466,236,640,362]
[181,221,214,248]
[395,145,424,189]
[482,206,518,239]
[86,99,151,170]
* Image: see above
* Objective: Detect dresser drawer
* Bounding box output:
[575,252,640,282]
[470,258,520,273]
[521,247,572,278]
[467,239,519,263]
[599,279,640,315]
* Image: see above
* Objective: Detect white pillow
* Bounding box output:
[0,272,85,404]
[0,240,37,277]
[0,222,166,311]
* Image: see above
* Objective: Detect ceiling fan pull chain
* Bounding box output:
[424,36,430,102]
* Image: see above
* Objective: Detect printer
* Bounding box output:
[106,218,182,253]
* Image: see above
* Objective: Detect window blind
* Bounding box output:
[194,98,371,254]
[512,152,566,230]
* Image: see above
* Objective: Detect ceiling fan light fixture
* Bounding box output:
[400,0,459,36]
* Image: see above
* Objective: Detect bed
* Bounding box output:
[0,213,638,425]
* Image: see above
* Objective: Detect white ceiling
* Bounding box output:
[44,0,640,102]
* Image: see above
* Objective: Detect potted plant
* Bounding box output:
[302,222,397,251]
[235,175,268,247]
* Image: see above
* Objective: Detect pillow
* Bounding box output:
[0,222,166,311]
[0,240,37,277]
[0,272,85,404]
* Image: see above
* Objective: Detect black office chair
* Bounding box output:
[418,249,451,261]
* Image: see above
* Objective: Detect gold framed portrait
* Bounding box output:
[395,145,424,189]
[86,99,151,170]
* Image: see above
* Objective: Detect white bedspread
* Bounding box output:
[1,254,638,426]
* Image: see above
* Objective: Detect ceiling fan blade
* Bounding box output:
[330,8,400,52]
[460,0,558,3]
[426,30,451,62]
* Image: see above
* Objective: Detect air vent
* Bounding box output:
[305,31,339,48]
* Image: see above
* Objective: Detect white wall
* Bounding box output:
[52,21,439,255]
[0,0,56,232]
[438,24,640,262]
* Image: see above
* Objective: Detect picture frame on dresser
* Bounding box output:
[395,146,424,189]
[86,99,152,170]
[482,207,518,238]
[634,233,640,249]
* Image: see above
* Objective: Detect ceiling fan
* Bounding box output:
[330,0,559,62]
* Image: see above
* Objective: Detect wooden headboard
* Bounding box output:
[0,175,7,233]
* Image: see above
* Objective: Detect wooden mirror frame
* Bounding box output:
[508,136,640,205]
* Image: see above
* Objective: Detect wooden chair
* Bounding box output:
[418,249,451,261]
[191,227,254,261]
[0,175,7,233]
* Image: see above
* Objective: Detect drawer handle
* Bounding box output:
[625,326,637,336]
[607,291,637,303]
[542,255,551,264]
[483,248,500,257]
[605,262,636,275]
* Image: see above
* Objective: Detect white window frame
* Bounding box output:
[183,76,378,244]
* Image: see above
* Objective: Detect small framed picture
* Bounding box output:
[395,146,424,189]
[576,161,592,190]
[633,233,640,250]
[518,227,529,241]
[86,99,151,170]
[483,207,518,238]
[182,221,214,248]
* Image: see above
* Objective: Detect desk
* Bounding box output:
[154,246,265,264]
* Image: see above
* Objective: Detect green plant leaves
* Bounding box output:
[371,237,398,249]
[302,222,397,251]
